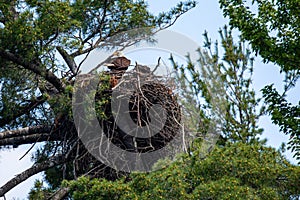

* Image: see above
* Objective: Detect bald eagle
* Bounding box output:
[104,51,131,71]
[104,51,131,88]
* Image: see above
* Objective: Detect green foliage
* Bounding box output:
[0,0,195,195]
[219,0,300,75]
[94,72,111,120]
[173,27,264,144]
[262,85,300,161]
[0,65,47,129]
[64,25,300,198]
[28,180,53,200]
[65,142,300,200]
[219,0,300,162]
[3,0,300,198]
[0,0,196,57]
[64,177,137,200]
[0,0,196,129]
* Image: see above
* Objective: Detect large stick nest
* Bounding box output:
[96,65,182,153]
[49,64,182,182]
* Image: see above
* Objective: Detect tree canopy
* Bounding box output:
[64,142,300,200]
[0,0,196,198]
[62,26,300,200]
[0,0,299,199]
[219,0,300,162]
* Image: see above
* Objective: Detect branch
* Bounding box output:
[88,49,122,74]
[56,46,77,75]
[70,36,108,57]
[0,125,51,140]
[0,125,65,147]
[69,0,110,60]
[73,0,192,58]
[49,187,69,200]
[0,49,63,92]
[0,133,58,147]
[0,155,66,197]
[81,0,109,45]
[0,95,45,127]
[45,28,59,47]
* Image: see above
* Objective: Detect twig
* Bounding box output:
[151,57,161,75]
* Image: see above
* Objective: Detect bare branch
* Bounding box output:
[44,28,59,47]
[0,125,51,140]
[65,0,110,66]
[0,125,65,147]
[75,47,92,76]
[151,57,161,75]
[0,155,66,197]
[0,133,58,147]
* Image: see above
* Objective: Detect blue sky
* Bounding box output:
[0,1,299,199]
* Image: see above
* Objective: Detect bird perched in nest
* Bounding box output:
[104,51,131,71]
[104,51,131,87]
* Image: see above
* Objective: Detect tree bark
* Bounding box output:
[0,155,66,197]
[0,125,51,140]
[0,125,64,147]
[49,187,70,200]
[0,133,56,147]
[56,46,77,75]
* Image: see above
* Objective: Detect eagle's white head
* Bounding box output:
[112,51,125,58]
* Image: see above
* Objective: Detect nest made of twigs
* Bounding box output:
[96,69,181,153]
